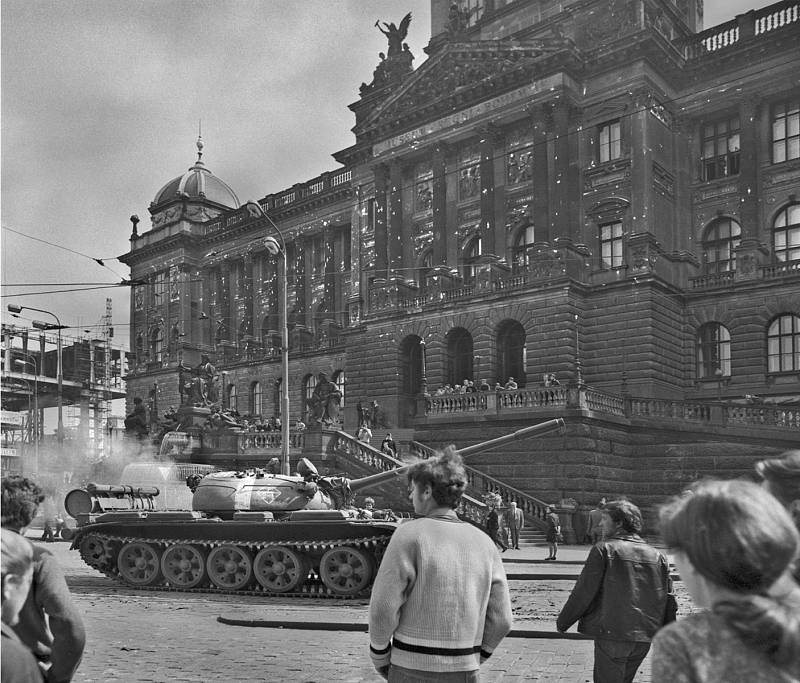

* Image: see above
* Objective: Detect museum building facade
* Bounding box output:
[120,0,800,509]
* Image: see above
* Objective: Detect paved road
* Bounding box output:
[29,536,664,682]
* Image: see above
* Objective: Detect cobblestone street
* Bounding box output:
[29,535,671,682]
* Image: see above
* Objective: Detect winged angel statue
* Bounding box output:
[375,12,412,56]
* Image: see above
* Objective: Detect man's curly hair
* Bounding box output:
[406,446,467,509]
[1,475,45,529]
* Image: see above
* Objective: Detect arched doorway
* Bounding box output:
[446,328,474,387]
[399,335,425,425]
[497,320,526,387]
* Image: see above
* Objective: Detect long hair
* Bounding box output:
[659,479,800,664]
[406,446,466,509]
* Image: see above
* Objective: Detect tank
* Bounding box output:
[69,418,564,597]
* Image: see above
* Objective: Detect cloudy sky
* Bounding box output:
[1,0,774,349]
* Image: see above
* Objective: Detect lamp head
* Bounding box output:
[7,304,23,314]
[244,200,265,219]
[263,236,281,256]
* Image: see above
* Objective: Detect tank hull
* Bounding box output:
[72,512,399,598]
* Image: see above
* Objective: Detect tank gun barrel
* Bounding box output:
[349,418,565,493]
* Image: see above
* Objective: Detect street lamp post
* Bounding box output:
[244,200,291,476]
[14,357,39,474]
[7,304,64,444]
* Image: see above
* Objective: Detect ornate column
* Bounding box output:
[735,96,768,280]
[373,164,389,279]
[479,125,497,257]
[547,99,580,240]
[388,161,404,277]
[528,103,551,243]
[218,261,231,343]
[431,142,448,267]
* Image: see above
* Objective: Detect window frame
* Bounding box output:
[702,218,742,274]
[767,314,800,374]
[700,115,741,181]
[772,99,800,164]
[696,322,732,379]
[599,220,624,270]
[598,120,622,163]
[773,203,800,264]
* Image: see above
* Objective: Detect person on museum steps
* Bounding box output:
[1,476,86,683]
[368,447,512,682]
[2,530,43,682]
[556,499,672,683]
[544,505,561,560]
[651,479,800,683]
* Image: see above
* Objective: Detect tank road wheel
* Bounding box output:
[117,542,163,586]
[206,545,253,591]
[319,546,375,596]
[161,544,207,589]
[79,534,116,572]
[253,546,309,593]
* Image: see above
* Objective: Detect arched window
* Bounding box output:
[332,370,346,410]
[400,336,424,395]
[227,383,237,412]
[446,328,474,386]
[702,218,741,274]
[773,203,800,263]
[149,327,162,364]
[768,314,800,373]
[512,224,535,273]
[696,322,731,379]
[461,236,482,284]
[497,320,526,387]
[250,381,262,417]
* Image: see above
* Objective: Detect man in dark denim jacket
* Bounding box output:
[556,499,671,683]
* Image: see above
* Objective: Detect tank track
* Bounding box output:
[77,531,389,599]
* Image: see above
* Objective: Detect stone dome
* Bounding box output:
[151,136,239,209]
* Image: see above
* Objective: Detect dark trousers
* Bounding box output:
[593,639,650,683]
[389,665,480,682]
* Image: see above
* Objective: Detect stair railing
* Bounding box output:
[328,431,487,522]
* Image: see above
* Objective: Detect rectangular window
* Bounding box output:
[701,116,740,181]
[599,221,624,269]
[772,99,800,164]
[599,121,622,163]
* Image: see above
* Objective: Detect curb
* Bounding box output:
[216,617,593,640]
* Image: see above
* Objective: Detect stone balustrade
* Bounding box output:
[685,1,799,59]
[236,429,306,454]
[422,385,798,435]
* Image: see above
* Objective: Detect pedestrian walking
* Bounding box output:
[1,476,86,683]
[505,502,524,550]
[652,479,800,683]
[357,424,373,445]
[2,530,43,683]
[368,447,513,682]
[587,498,606,544]
[556,499,672,683]
[544,506,561,560]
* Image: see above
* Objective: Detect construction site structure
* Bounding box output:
[1,299,130,480]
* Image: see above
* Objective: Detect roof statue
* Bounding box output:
[375,12,412,57]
